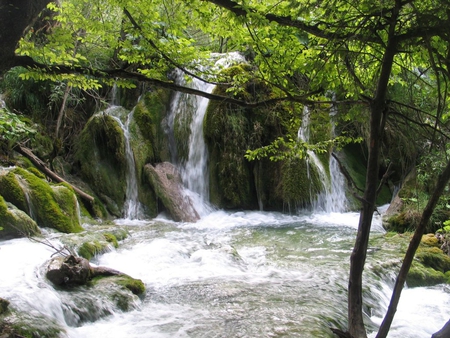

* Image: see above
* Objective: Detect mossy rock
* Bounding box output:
[384,210,421,233]
[415,246,450,273]
[59,227,128,260]
[90,274,145,311]
[78,241,106,260]
[103,233,119,248]
[74,112,127,217]
[278,157,322,209]
[112,275,146,296]
[0,196,41,239]
[406,261,447,287]
[133,89,171,162]
[0,171,28,212]
[1,310,65,338]
[4,167,83,233]
[421,233,439,247]
[0,297,10,315]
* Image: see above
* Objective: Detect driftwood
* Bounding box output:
[13,144,94,205]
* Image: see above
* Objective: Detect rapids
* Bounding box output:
[1,210,449,337]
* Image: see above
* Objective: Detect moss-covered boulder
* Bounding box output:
[0,167,82,234]
[0,298,9,315]
[58,226,128,260]
[203,65,327,210]
[74,97,169,218]
[0,196,41,239]
[406,261,447,287]
[0,170,28,212]
[74,111,127,217]
[128,92,171,217]
[0,311,65,338]
[415,246,450,273]
[92,274,146,297]
[406,235,450,287]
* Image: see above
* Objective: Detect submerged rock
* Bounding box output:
[144,162,199,222]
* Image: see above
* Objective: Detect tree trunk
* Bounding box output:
[55,84,72,138]
[347,2,401,336]
[376,158,450,338]
[432,319,450,338]
[13,144,95,205]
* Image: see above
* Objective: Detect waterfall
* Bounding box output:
[167,53,246,213]
[106,106,142,219]
[298,106,347,212]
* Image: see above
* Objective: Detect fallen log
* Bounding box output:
[13,144,94,205]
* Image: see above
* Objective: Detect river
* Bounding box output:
[1,209,449,337]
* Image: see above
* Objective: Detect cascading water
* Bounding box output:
[2,58,448,338]
[105,106,142,219]
[298,106,347,212]
[1,210,449,338]
[166,53,246,215]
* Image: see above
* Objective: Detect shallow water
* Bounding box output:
[1,210,449,337]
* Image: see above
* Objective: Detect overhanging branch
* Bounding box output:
[15,56,334,108]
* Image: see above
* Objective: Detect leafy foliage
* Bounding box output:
[0,108,36,149]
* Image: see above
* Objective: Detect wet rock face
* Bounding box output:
[46,255,92,286]
[144,162,200,222]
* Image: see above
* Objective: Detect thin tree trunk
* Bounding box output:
[376,158,450,338]
[55,84,72,138]
[432,319,450,338]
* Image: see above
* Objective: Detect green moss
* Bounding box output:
[90,274,145,296]
[11,167,83,233]
[0,171,28,212]
[74,114,127,216]
[78,240,105,260]
[0,297,9,315]
[421,233,439,247]
[385,210,421,233]
[278,157,322,208]
[0,196,41,238]
[406,261,446,287]
[103,233,119,248]
[415,246,450,273]
[114,275,146,296]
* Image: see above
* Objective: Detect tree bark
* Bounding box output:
[13,144,94,205]
[347,2,401,337]
[432,319,450,338]
[376,158,450,338]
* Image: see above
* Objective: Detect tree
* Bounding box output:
[2,0,450,337]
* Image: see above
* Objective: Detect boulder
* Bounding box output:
[144,162,199,222]
[0,197,41,239]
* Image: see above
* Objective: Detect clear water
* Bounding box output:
[1,210,449,338]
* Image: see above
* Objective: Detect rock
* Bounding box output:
[0,297,10,315]
[0,197,41,239]
[46,255,92,286]
[144,162,200,222]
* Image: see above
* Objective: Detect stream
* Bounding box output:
[1,209,449,337]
